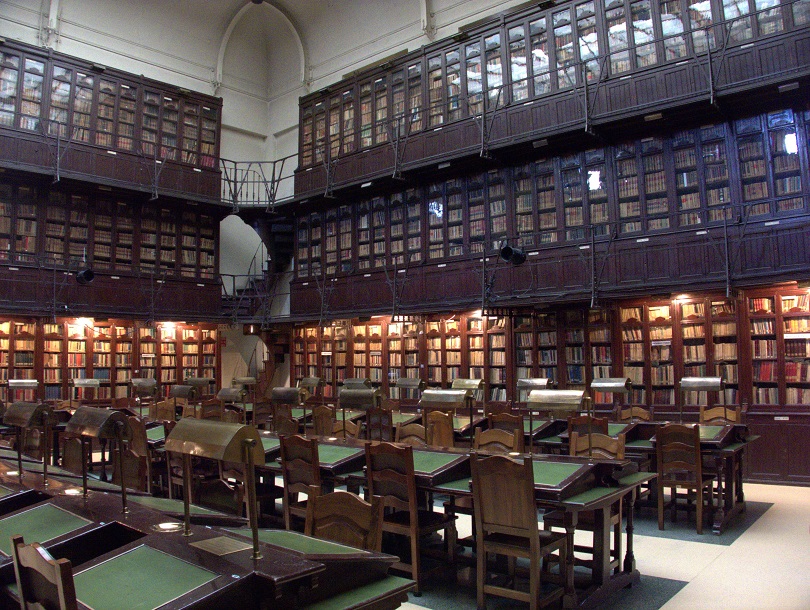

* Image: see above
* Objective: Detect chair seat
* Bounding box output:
[385,508,456,531]
[662,471,716,486]
[483,530,565,554]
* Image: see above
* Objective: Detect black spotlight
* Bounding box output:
[499,244,526,266]
[76,268,95,285]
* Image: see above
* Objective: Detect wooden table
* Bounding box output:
[623,421,754,534]
[432,455,654,609]
[0,458,413,609]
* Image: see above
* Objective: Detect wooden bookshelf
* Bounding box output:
[0,40,222,201]
[0,318,218,402]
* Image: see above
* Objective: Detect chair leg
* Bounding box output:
[657,484,665,530]
[410,530,422,595]
[529,553,540,610]
[477,549,486,610]
[696,486,703,535]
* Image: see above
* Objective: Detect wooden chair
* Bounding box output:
[543,431,627,579]
[218,459,281,521]
[11,535,78,610]
[197,398,224,421]
[699,405,741,424]
[366,406,394,441]
[252,400,273,429]
[111,415,157,493]
[149,399,176,422]
[656,423,716,534]
[332,418,360,439]
[221,409,241,423]
[566,414,608,437]
[272,402,294,428]
[426,410,454,448]
[280,434,322,530]
[569,431,625,460]
[444,426,524,541]
[487,411,524,435]
[274,414,299,436]
[395,422,428,447]
[473,427,523,453]
[471,454,566,610]
[305,490,384,551]
[614,405,653,422]
[365,442,457,594]
[312,405,334,436]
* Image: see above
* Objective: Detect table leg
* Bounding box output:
[99,438,108,482]
[562,511,578,609]
[623,488,637,574]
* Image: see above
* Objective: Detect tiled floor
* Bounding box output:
[400,483,810,609]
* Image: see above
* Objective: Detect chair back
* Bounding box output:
[332,418,360,439]
[395,422,428,447]
[127,415,149,458]
[365,442,417,515]
[473,427,523,453]
[366,407,394,441]
[252,400,273,427]
[656,423,703,483]
[426,410,454,448]
[274,414,299,436]
[221,409,240,423]
[196,398,223,420]
[566,414,608,437]
[487,411,522,433]
[280,434,321,496]
[11,535,78,610]
[305,490,384,551]
[699,405,741,424]
[150,399,175,422]
[614,405,653,422]
[569,431,625,459]
[312,405,334,436]
[471,454,538,537]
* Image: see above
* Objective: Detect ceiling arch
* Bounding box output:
[215,0,308,93]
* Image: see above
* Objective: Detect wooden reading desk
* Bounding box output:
[0,459,413,609]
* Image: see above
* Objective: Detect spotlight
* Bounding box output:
[76,268,95,285]
[499,244,526,266]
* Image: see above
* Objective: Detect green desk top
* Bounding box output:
[319,445,363,465]
[533,461,582,487]
[292,408,306,420]
[538,435,563,444]
[128,495,225,516]
[146,427,165,441]
[563,485,621,506]
[608,423,630,436]
[699,425,723,440]
[412,450,462,474]
[392,412,418,425]
[74,545,216,610]
[0,504,91,556]
[261,437,280,453]
[452,416,472,430]
[0,486,13,498]
[626,439,654,449]
[301,574,414,609]
[249,528,368,555]
[524,419,550,433]
[435,477,471,493]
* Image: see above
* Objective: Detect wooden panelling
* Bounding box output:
[784,417,810,485]
[676,238,712,280]
[745,412,810,484]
